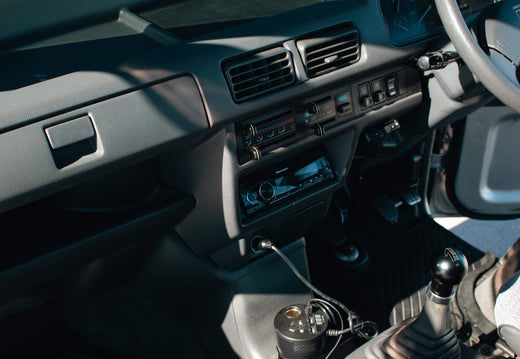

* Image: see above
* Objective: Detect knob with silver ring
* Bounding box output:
[258,182,276,201]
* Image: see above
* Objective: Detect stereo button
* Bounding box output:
[246,190,259,204]
[258,182,276,201]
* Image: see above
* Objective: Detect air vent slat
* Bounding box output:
[224,48,296,103]
[234,75,294,101]
[233,68,292,92]
[306,42,358,62]
[297,26,360,78]
[231,59,290,84]
[307,46,359,65]
[310,59,360,74]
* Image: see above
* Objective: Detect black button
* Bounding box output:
[362,96,374,108]
[337,103,352,113]
[374,91,386,103]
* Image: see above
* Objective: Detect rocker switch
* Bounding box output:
[359,82,374,109]
[374,91,386,103]
[372,79,385,104]
[386,77,397,98]
[362,96,374,109]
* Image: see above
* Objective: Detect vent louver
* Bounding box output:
[297,26,360,78]
[224,48,296,103]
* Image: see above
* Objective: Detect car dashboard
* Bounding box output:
[0,0,430,270]
[0,0,500,357]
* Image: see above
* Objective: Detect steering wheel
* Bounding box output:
[434,0,520,113]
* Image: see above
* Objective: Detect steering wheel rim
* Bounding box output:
[434,0,520,113]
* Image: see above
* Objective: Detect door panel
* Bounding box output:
[452,105,520,216]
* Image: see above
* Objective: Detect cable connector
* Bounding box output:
[257,239,273,251]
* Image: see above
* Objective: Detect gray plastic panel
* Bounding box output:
[454,106,520,215]
[0,75,208,213]
[109,0,428,128]
[0,71,158,133]
[222,238,312,359]
[0,1,428,133]
[0,0,164,45]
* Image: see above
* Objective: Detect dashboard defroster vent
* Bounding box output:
[224,48,296,103]
[297,26,360,78]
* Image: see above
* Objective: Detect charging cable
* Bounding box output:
[257,239,378,357]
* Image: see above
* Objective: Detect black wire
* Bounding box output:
[307,298,343,359]
[264,240,378,339]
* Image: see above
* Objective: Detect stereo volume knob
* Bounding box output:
[258,182,276,201]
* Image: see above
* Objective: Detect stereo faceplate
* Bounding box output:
[239,151,335,218]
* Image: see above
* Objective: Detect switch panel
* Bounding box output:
[235,66,421,164]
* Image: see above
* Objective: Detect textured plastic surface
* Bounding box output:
[0,75,208,213]
[0,0,426,135]
[222,239,312,359]
[454,106,520,216]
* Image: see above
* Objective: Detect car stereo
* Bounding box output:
[239,151,335,218]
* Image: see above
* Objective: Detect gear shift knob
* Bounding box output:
[430,248,468,297]
[348,248,468,359]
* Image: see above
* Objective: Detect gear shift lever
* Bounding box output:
[381,248,468,358]
[345,248,470,359]
[431,248,468,297]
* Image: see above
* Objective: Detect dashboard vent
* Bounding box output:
[224,48,296,103]
[297,26,360,78]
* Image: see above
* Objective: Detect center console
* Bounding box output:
[165,65,423,270]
